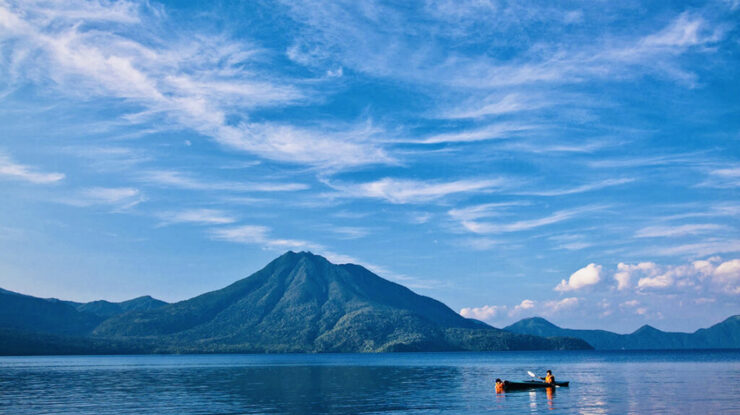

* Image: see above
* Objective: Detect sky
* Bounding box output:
[0,0,738,333]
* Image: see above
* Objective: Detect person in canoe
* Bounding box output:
[540,370,555,384]
[495,378,505,393]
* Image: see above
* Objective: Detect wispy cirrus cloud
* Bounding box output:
[652,240,740,257]
[437,93,548,120]
[209,224,314,251]
[0,0,391,170]
[327,177,507,204]
[284,3,727,89]
[0,152,64,184]
[157,209,237,226]
[699,167,740,188]
[138,170,308,193]
[448,201,529,222]
[61,187,144,210]
[634,223,726,238]
[514,178,634,197]
[459,205,606,234]
[411,123,535,144]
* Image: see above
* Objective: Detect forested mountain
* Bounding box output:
[0,252,590,354]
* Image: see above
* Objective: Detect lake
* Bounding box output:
[1,350,738,414]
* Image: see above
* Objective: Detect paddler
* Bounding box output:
[540,370,555,384]
[495,378,505,393]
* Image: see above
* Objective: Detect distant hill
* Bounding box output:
[0,252,590,354]
[70,296,168,318]
[94,252,590,353]
[505,316,740,350]
[0,288,104,336]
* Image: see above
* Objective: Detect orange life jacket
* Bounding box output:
[495,382,504,393]
[545,374,555,384]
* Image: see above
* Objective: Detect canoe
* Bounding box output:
[503,380,569,391]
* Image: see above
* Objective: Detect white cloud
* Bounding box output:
[555,263,602,292]
[462,205,604,234]
[513,299,535,312]
[209,225,314,251]
[614,262,657,290]
[330,226,369,240]
[62,187,144,210]
[139,170,308,192]
[544,297,580,312]
[635,224,726,238]
[653,240,740,257]
[439,93,546,119]
[713,259,740,294]
[331,177,505,204]
[414,123,534,144]
[157,209,237,226]
[459,304,505,321]
[640,13,720,48]
[0,1,392,170]
[516,178,634,197]
[0,152,64,184]
[448,201,528,222]
[615,257,740,294]
[637,274,674,289]
[700,167,740,188]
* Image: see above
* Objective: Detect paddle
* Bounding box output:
[527,371,537,380]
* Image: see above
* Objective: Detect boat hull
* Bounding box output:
[503,380,569,391]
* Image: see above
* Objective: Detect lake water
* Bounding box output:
[1,350,738,414]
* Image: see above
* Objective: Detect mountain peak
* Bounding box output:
[506,317,560,330]
[633,324,660,335]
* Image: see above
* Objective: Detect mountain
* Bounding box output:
[94,252,591,353]
[71,296,168,318]
[0,288,104,336]
[505,316,740,349]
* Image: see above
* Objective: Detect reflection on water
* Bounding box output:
[0,350,738,414]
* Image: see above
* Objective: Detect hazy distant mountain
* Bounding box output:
[505,316,740,349]
[71,296,168,318]
[94,252,590,353]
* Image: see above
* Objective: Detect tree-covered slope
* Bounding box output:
[73,296,168,318]
[0,288,103,336]
[93,251,591,353]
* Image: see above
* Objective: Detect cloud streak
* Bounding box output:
[328,177,507,204]
[0,0,391,170]
[0,152,64,184]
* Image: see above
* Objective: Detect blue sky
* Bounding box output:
[0,0,738,333]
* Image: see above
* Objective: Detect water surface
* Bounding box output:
[1,350,738,414]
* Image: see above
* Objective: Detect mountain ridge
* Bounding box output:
[505,315,740,349]
[0,251,590,354]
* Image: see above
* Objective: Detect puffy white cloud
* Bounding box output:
[544,297,580,312]
[713,259,740,294]
[513,299,535,312]
[637,274,673,288]
[615,257,739,295]
[555,263,602,292]
[615,262,657,290]
[459,305,506,321]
